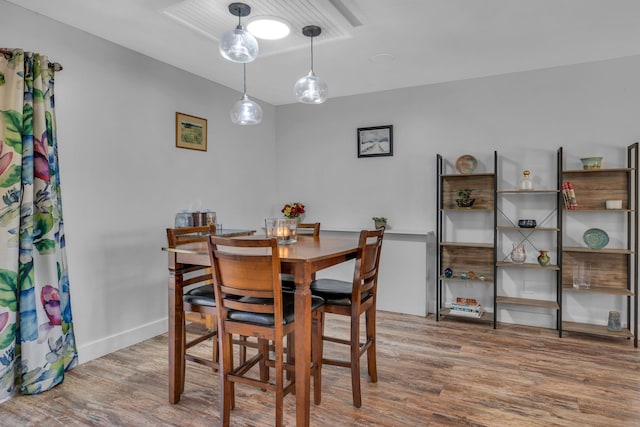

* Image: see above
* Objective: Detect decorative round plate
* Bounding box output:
[583,228,609,249]
[455,154,477,174]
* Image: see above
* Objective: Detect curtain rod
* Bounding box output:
[1,49,63,71]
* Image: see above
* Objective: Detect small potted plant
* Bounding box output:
[455,189,475,208]
[372,217,388,229]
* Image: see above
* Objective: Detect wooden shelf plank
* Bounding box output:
[439,275,493,283]
[496,261,560,270]
[440,241,493,248]
[497,189,559,194]
[440,307,494,323]
[440,173,495,178]
[496,296,559,309]
[563,167,634,174]
[562,321,634,339]
[562,285,634,296]
[441,207,494,212]
[496,226,559,232]
[564,208,634,213]
[563,247,632,255]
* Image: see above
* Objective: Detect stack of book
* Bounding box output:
[562,181,578,209]
[448,297,484,318]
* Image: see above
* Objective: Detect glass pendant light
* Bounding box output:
[230,63,263,125]
[219,2,259,63]
[294,25,328,104]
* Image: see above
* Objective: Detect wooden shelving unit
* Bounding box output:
[560,143,638,347]
[493,150,562,332]
[436,153,496,324]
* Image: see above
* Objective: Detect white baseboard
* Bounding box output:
[77,317,168,364]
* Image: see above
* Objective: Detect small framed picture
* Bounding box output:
[176,112,207,151]
[357,125,393,158]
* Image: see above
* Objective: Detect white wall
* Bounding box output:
[276,55,640,328]
[0,1,277,363]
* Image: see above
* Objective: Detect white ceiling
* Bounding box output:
[7,0,640,105]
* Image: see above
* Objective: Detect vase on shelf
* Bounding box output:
[520,170,534,190]
[510,243,526,264]
[537,250,550,266]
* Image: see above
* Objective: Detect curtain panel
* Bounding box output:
[0,49,77,403]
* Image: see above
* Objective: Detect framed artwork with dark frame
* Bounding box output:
[357,125,393,158]
[176,112,207,151]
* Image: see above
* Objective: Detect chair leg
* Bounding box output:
[366,307,377,382]
[220,332,234,427]
[312,310,323,405]
[258,338,270,387]
[350,311,362,408]
[274,339,285,427]
[238,335,247,364]
[180,320,186,394]
[286,332,295,381]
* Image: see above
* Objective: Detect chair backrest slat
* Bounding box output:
[351,228,384,300]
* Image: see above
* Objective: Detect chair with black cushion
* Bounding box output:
[208,236,325,427]
[166,225,219,394]
[310,228,384,408]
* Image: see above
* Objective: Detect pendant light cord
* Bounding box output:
[243,63,247,95]
[310,36,314,72]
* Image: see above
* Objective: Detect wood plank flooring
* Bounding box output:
[2,311,639,426]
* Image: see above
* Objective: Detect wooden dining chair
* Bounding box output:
[310,228,384,408]
[166,225,220,395]
[208,236,325,427]
[297,222,321,237]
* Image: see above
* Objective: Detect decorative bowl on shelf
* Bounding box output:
[583,228,609,249]
[518,219,537,228]
[455,154,477,174]
[580,156,603,170]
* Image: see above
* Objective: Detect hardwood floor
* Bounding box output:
[2,311,639,426]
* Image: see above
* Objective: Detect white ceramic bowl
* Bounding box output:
[605,199,622,209]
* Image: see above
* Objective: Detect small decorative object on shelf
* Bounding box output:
[518,219,537,228]
[455,188,475,208]
[449,297,484,318]
[467,271,476,279]
[460,272,468,280]
[583,228,609,249]
[281,202,305,219]
[510,243,527,263]
[372,217,388,229]
[607,310,622,331]
[520,170,534,190]
[537,249,550,266]
[444,267,453,278]
[572,261,591,289]
[580,156,603,170]
[562,181,578,209]
[605,199,622,209]
[455,154,477,174]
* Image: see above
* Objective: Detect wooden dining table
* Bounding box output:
[163,233,359,426]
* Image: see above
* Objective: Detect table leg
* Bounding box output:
[294,264,312,427]
[168,265,184,404]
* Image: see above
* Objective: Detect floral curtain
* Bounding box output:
[0,49,77,403]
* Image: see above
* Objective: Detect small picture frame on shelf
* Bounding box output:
[357,125,393,158]
[176,112,207,151]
